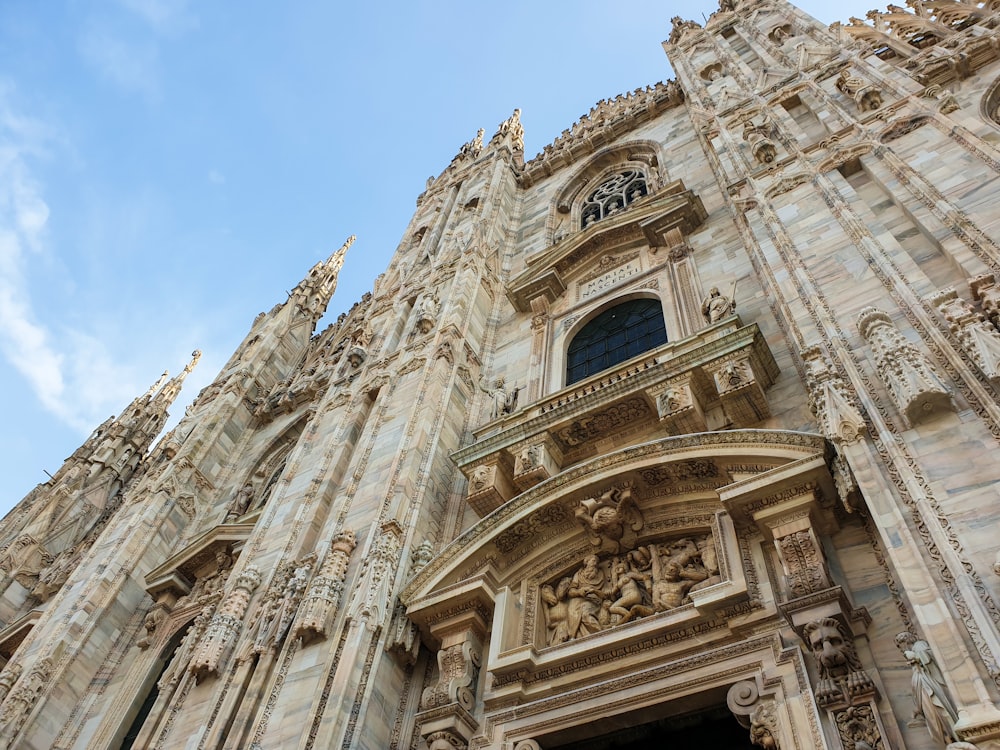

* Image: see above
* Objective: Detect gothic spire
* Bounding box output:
[291,235,355,322]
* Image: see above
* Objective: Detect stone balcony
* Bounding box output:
[453,315,780,517]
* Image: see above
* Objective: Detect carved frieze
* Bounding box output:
[555,398,652,449]
[540,533,717,645]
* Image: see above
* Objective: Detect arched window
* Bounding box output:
[581,170,648,228]
[566,299,667,385]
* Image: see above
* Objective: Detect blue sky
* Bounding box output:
[0,0,863,514]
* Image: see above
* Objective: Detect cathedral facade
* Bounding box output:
[4,0,1000,747]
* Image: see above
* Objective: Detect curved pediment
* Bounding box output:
[404,429,829,605]
[506,180,707,312]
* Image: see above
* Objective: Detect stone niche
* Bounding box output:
[454,316,779,517]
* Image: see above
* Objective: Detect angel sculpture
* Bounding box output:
[575,484,644,555]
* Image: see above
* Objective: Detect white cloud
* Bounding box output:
[0,84,145,433]
[78,24,160,100]
[116,0,198,35]
[208,169,226,185]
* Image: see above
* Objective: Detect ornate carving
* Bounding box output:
[834,704,885,750]
[555,398,652,447]
[742,118,778,165]
[895,632,959,744]
[932,288,1000,382]
[727,679,782,748]
[420,633,482,711]
[668,16,702,44]
[137,601,170,649]
[540,535,713,645]
[574,483,643,555]
[426,730,467,750]
[836,69,883,112]
[242,555,314,660]
[638,459,718,486]
[750,703,781,749]
[30,541,85,602]
[776,529,830,596]
[970,273,1000,330]
[802,618,874,708]
[0,664,21,705]
[0,535,54,590]
[347,521,402,630]
[189,564,261,681]
[0,657,51,744]
[857,307,953,424]
[802,346,866,444]
[295,530,357,644]
[494,502,572,555]
[490,108,524,153]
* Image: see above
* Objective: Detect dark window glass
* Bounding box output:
[566,299,667,385]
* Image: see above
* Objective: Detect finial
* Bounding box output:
[184,350,202,374]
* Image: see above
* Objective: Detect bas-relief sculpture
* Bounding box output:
[541,529,719,645]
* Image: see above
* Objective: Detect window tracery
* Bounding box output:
[580,170,649,229]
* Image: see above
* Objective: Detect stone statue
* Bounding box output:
[541,577,572,645]
[415,292,438,334]
[702,286,735,323]
[480,377,519,420]
[566,554,609,639]
[896,632,958,745]
[225,481,255,521]
[608,551,653,624]
[648,542,707,610]
[575,485,643,555]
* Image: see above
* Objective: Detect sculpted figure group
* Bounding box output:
[541,534,720,646]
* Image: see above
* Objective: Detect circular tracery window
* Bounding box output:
[581,170,648,229]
